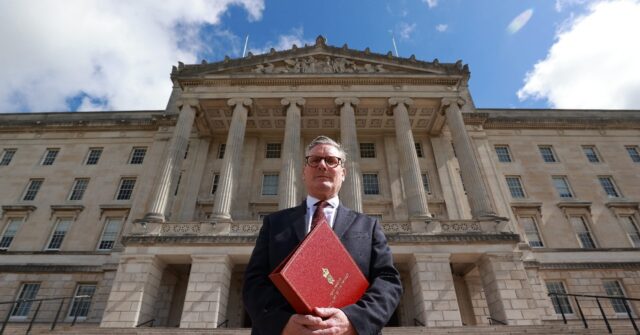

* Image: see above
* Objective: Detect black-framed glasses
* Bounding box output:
[305,155,343,168]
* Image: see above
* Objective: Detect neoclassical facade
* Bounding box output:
[0,36,639,330]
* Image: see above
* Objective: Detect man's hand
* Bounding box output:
[310,307,356,335]
[282,314,325,335]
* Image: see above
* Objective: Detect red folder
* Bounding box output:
[269,222,369,315]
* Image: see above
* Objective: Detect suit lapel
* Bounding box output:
[291,201,307,242]
[333,204,356,239]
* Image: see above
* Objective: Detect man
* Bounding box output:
[243,136,402,335]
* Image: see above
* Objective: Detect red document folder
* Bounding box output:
[269,222,369,315]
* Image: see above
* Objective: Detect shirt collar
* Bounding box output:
[306,195,339,209]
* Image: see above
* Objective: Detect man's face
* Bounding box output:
[303,144,346,200]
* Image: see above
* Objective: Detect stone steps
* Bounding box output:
[0,323,636,335]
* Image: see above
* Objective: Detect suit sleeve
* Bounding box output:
[242,216,294,335]
[342,219,403,335]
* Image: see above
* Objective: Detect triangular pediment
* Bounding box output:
[172,36,468,78]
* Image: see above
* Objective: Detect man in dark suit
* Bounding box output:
[243,135,402,335]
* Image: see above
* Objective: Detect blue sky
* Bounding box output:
[1,0,639,113]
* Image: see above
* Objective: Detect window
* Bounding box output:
[598,176,620,198]
[129,147,147,164]
[582,146,601,163]
[22,179,43,201]
[421,173,431,194]
[360,143,376,158]
[519,216,544,247]
[266,143,282,158]
[211,173,220,194]
[570,216,596,248]
[620,216,640,247]
[494,145,512,163]
[47,217,72,250]
[538,145,557,163]
[116,178,136,200]
[68,178,89,201]
[0,218,23,250]
[415,142,424,158]
[11,283,40,317]
[41,148,59,165]
[603,280,629,314]
[546,281,573,314]
[626,146,640,163]
[552,176,574,198]
[85,148,102,165]
[362,173,380,195]
[505,176,526,198]
[217,143,226,159]
[0,149,16,166]
[67,284,96,319]
[98,218,123,250]
[262,174,279,196]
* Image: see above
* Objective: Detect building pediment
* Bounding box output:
[172,35,469,79]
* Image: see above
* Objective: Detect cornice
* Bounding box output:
[477,109,640,129]
[121,233,520,245]
[179,76,460,89]
[122,235,258,245]
[524,261,640,270]
[0,110,174,132]
[0,264,116,273]
[387,233,520,244]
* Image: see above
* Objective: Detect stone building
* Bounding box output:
[0,36,639,331]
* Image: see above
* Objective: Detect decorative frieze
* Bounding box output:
[230,223,261,235]
[441,222,481,233]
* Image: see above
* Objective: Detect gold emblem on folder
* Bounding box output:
[322,268,335,285]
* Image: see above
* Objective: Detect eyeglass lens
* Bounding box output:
[307,156,341,167]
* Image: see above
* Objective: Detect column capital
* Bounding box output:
[388,97,414,107]
[176,99,199,110]
[335,97,360,107]
[441,97,466,110]
[280,97,306,107]
[227,98,253,108]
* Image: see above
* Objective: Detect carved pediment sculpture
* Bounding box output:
[254,55,386,74]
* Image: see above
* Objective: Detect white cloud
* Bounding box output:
[507,8,534,34]
[398,22,417,40]
[0,0,265,113]
[249,27,313,55]
[422,0,438,8]
[518,0,640,109]
[555,0,588,12]
[435,24,448,32]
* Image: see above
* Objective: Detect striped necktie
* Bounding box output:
[310,200,329,231]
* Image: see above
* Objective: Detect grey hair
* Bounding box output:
[305,135,347,161]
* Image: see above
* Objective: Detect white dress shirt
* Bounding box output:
[305,195,339,234]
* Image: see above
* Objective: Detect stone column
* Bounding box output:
[143,102,196,222]
[211,98,252,222]
[100,255,165,327]
[389,97,430,219]
[410,253,462,327]
[431,132,472,220]
[278,98,305,210]
[477,253,543,325]
[180,255,232,328]
[442,98,496,219]
[336,97,363,213]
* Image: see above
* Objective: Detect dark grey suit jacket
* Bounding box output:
[242,202,402,335]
